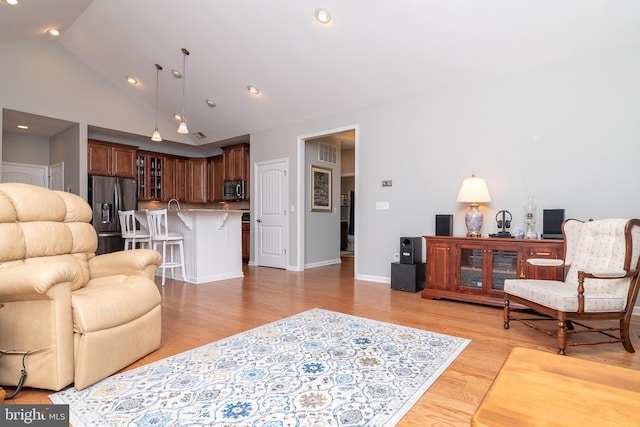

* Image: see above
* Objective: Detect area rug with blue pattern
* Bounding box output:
[50,308,470,426]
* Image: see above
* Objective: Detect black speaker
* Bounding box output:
[435,214,453,236]
[400,237,422,264]
[542,209,565,239]
[391,262,426,292]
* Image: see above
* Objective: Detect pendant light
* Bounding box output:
[151,63,163,142]
[177,48,190,134]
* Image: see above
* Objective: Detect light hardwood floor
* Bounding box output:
[4,257,640,426]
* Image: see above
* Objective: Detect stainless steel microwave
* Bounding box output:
[223,180,246,201]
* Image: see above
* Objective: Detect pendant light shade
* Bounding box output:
[177,48,190,135]
[151,63,163,142]
[177,121,188,134]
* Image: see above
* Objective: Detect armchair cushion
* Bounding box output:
[505,279,627,312]
[73,275,161,333]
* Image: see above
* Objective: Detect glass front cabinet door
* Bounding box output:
[457,243,518,295]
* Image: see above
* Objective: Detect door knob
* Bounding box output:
[257,219,262,223]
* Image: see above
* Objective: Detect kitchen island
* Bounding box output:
[138,209,244,284]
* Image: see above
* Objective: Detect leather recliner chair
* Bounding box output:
[0,183,162,391]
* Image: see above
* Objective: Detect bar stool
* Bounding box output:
[145,209,186,286]
[118,210,151,250]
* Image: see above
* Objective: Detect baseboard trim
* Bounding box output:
[304,258,342,269]
[356,274,390,284]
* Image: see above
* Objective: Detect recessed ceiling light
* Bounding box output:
[47,28,60,37]
[173,113,183,121]
[17,124,28,130]
[126,76,138,85]
[247,85,260,95]
[171,69,182,79]
[3,0,19,5]
[315,8,331,24]
[205,99,216,108]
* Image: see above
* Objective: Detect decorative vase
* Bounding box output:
[465,204,483,237]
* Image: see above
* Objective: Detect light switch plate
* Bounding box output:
[376,201,390,210]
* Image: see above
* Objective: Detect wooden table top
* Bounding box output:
[471,347,640,427]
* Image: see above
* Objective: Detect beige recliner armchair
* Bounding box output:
[0,183,162,391]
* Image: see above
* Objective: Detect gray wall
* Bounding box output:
[304,139,340,267]
[2,132,50,165]
[50,125,81,194]
[251,46,640,286]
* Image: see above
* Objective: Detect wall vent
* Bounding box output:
[318,142,337,164]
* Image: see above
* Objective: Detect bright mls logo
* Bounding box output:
[1,405,68,426]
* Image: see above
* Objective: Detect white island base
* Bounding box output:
[165,209,244,284]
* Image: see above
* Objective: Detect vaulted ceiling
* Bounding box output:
[2,0,640,146]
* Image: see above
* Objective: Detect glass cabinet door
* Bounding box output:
[459,247,484,289]
[136,155,147,200]
[149,156,163,200]
[490,249,518,291]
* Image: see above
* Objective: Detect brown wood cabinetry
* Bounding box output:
[242,222,250,261]
[136,151,170,201]
[222,143,250,200]
[172,157,189,202]
[88,139,137,178]
[422,236,564,307]
[207,155,224,202]
[188,158,208,203]
[222,143,249,181]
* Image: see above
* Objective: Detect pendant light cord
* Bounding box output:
[155,64,162,127]
[181,48,189,122]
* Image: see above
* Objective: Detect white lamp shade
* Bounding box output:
[151,128,162,142]
[456,175,491,203]
[177,120,189,134]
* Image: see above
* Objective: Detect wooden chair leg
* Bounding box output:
[621,318,635,353]
[503,297,511,329]
[557,313,567,355]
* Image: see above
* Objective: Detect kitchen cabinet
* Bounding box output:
[422,236,564,307]
[168,157,207,203]
[242,222,250,261]
[172,157,189,202]
[188,158,208,203]
[136,151,169,201]
[207,155,224,202]
[88,139,137,178]
[222,143,250,199]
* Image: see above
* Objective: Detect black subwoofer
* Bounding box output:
[400,237,422,264]
[391,262,426,292]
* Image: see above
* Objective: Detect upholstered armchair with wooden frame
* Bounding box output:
[504,218,640,355]
[0,183,162,392]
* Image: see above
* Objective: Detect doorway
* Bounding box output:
[297,125,358,276]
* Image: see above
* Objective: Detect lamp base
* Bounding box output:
[465,204,483,238]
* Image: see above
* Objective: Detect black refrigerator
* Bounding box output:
[88,175,138,254]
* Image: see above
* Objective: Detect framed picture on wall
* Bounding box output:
[310,165,332,212]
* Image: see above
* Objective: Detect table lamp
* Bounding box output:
[456,174,491,237]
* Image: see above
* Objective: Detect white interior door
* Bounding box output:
[256,159,288,269]
[1,161,47,186]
